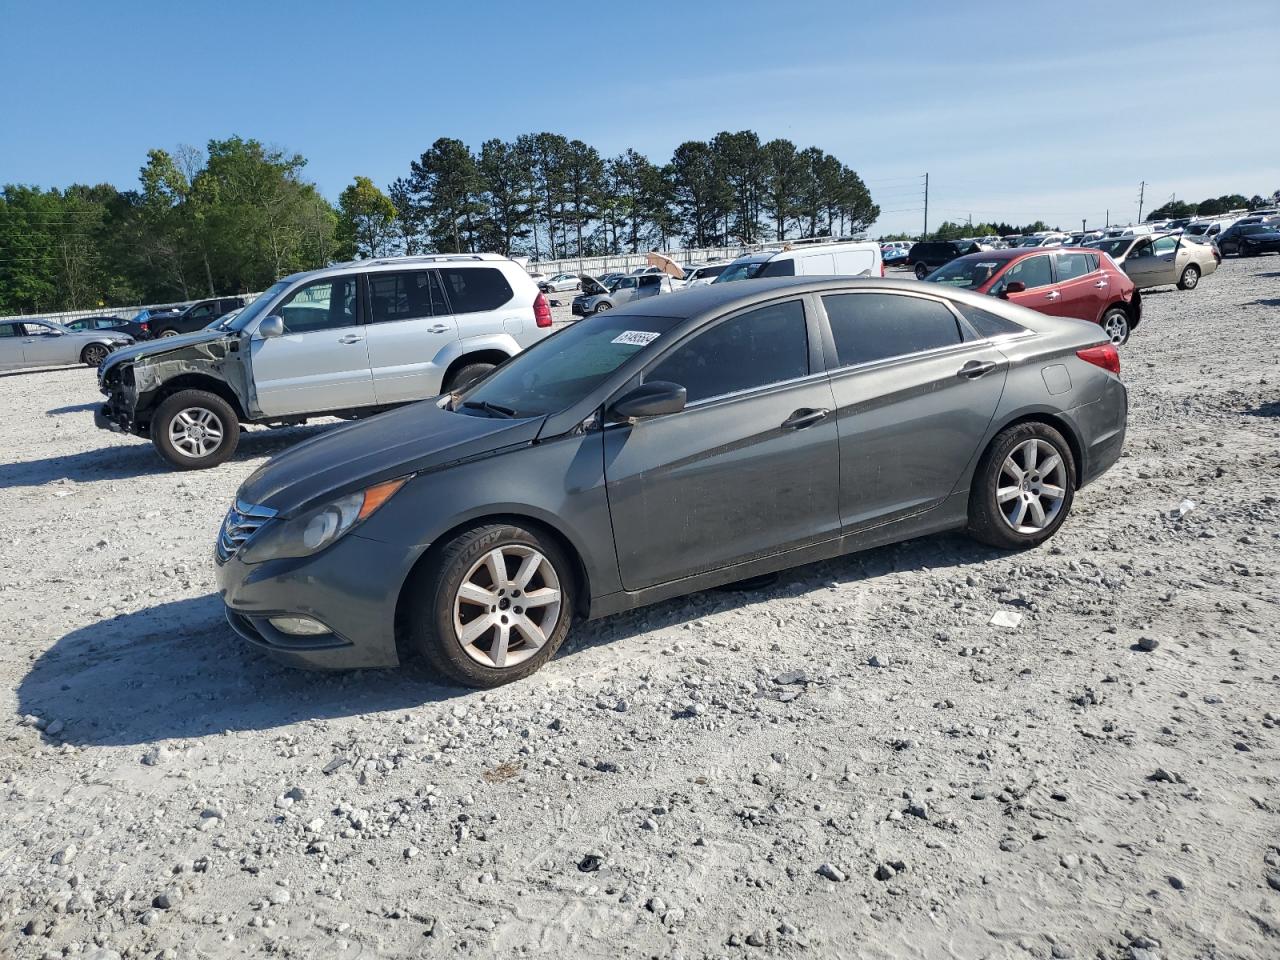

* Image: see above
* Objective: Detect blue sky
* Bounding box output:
[3,0,1277,237]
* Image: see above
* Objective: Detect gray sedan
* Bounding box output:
[215,277,1127,687]
[0,319,134,371]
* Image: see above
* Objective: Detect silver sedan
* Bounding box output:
[0,319,134,371]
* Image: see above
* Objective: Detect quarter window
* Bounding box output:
[276,277,359,333]
[1002,255,1053,290]
[823,293,963,367]
[0,323,18,338]
[438,267,514,314]
[956,303,1027,338]
[368,270,446,323]
[646,300,809,404]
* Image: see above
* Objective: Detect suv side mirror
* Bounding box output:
[611,381,686,420]
[1000,280,1026,298]
[257,315,285,339]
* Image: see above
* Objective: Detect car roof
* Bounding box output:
[279,253,516,284]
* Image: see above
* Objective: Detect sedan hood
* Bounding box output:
[99,329,233,375]
[237,401,546,516]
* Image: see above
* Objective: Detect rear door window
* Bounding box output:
[438,267,514,313]
[1055,252,1093,281]
[646,299,809,403]
[822,292,964,368]
[368,270,446,323]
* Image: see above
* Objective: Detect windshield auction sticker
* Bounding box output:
[612,330,661,347]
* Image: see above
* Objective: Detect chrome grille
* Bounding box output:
[217,499,276,561]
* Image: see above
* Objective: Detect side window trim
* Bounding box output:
[638,296,817,409]
[814,289,974,374]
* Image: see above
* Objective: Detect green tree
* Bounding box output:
[711,131,765,243]
[668,141,729,247]
[336,176,397,259]
[407,138,485,253]
[561,139,604,255]
[762,139,802,240]
[476,139,535,256]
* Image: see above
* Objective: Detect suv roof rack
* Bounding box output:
[329,253,508,269]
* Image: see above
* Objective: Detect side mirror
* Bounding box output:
[257,315,285,339]
[611,381,686,420]
[1000,280,1026,298]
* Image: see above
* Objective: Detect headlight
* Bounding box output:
[238,477,408,563]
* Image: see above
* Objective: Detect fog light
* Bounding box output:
[268,616,332,636]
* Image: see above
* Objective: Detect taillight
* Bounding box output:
[141,322,149,331]
[533,291,552,328]
[1076,344,1120,375]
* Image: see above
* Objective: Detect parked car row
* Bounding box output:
[0,319,134,371]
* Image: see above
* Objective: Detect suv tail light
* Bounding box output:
[533,291,553,328]
[140,322,149,332]
[1076,344,1120,375]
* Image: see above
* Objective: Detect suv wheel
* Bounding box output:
[80,343,110,367]
[1100,307,1130,346]
[1177,264,1200,290]
[914,262,929,280]
[967,422,1076,550]
[151,390,240,470]
[444,362,497,393]
[410,524,575,688]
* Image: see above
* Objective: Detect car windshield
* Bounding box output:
[926,257,1005,289]
[456,313,684,418]
[226,281,291,332]
[712,260,768,283]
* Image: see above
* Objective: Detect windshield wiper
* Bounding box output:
[461,400,517,419]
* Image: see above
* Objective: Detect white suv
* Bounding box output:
[95,254,554,469]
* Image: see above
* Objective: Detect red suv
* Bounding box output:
[924,248,1141,345]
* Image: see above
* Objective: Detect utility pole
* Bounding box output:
[1082,218,1087,232]
[1137,180,1146,223]
[922,172,929,240]
[1106,208,1110,228]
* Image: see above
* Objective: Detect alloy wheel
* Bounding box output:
[996,438,1067,534]
[1182,266,1199,288]
[84,344,108,366]
[452,545,562,669]
[167,407,225,459]
[1103,312,1128,346]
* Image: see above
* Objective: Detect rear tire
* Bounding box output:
[967,422,1077,551]
[157,329,179,338]
[1176,264,1200,290]
[80,343,109,367]
[593,302,612,314]
[409,524,575,688]
[443,362,497,393]
[1100,307,1130,346]
[151,390,239,470]
[914,263,929,280]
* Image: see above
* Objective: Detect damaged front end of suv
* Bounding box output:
[95,329,256,469]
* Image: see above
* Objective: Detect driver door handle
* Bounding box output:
[958,360,997,379]
[1044,290,1061,300]
[781,407,830,431]
[1094,280,1108,288]
[426,324,450,334]
[337,334,364,344]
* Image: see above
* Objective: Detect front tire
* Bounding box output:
[81,343,109,367]
[1100,307,1130,346]
[967,422,1077,550]
[1177,264,1200,290]
[593,302,612,314]
[151,390,239,470]
[410,524,575,688]
[157,329,179,338]
[914,263,930,280]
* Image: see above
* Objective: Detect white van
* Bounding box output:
[713,240,883,283]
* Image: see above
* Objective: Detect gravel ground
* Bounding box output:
[1,259,1278,960]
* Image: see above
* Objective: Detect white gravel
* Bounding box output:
[1,260,1279,958]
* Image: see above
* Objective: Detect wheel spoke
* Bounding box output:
[1027,497,1046,527]
[483,550,509,590]
[512,552,541,590]
[1022,441,1038,472]
[997,485,1020,504]
[1010,498,1028,528]
[457,582,497,606]
[491,623,512,668]
[1040,484,1065,500]
[511,614,547,651]
[1001,459,1024,482]
[459,614,496,646]
[520,586,560,608]
[1039,453,1061,478]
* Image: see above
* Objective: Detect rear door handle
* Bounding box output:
[1094,280,1108,288]
[781,407,830,430]
[958,360,997,379]
[337,334,364,344]
[426,324,450,334]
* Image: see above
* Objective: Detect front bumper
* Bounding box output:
[215,531,422,670]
